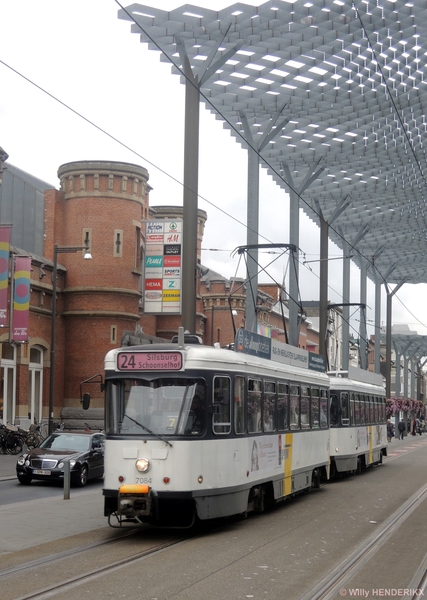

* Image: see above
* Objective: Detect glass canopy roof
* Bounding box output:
[119,1,427,285]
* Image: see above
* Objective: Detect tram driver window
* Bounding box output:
[213,377,231,435]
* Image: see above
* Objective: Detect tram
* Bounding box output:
[99,328,330,528]
[328,366,387,476]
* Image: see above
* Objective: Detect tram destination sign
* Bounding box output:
[117,351,183,371]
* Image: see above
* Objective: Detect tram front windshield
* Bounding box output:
[106,378,207,436]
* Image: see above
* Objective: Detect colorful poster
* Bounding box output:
[144,220,182,314]
[12,256,31,341]
[0,225,12,326]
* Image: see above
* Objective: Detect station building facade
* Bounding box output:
[0,159,321,429]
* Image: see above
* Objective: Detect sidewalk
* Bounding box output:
[0,451,107,555]
[0,451,19,480]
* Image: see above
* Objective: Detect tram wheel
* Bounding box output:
[356,457,363,475]
[312,468,321,489]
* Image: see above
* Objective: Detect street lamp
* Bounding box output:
[48,244,92,435]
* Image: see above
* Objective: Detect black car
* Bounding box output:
[16,431,104,487]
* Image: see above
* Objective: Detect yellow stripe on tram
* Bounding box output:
[284,432,293,496]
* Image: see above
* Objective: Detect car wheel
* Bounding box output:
[17,474,32,485]
[77,464,88,487]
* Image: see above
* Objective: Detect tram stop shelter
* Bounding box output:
[118,1,427,390]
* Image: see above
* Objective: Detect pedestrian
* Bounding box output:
[397,419,405,440]
[387,419,394,442]
[412,417,417,436]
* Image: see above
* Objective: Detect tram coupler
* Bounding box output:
[117,483,152,519]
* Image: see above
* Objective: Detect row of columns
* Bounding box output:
[176,32,422,400]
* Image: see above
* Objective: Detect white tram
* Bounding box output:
[101,329,330,527]
[328,366,387,476]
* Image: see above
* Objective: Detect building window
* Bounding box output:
[29,346,43,425]
[111,326,117,344]
[0,342,16,423]
[114,230,123,258]
[82,229,92,254]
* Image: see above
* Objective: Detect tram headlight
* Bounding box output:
[136,457,151,473]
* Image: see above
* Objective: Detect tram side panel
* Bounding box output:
[103,428,330,523]
[329,370,387,475]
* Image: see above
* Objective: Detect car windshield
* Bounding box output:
[106,377,207,437]
[40,434,90,452]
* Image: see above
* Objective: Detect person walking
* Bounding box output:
[397,419,405,440]
[387,420,394,442]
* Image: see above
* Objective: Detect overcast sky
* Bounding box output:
[1,0,427,341]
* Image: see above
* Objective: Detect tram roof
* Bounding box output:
[120,1,427,285]
[106,343,330,383]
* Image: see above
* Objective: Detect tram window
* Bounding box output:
[320,390,328,428]
[360,395,366,425]
[277,383,289,431]
[367,396,372,424]
[234,376,246,435]
[353,394,361,425]
[311,388,319,429]
[341,392,350,426]
[373,397,379,423]
[301,386,310,429]
[349,395,354,426]
[263,381,276,432]
[290,385,300,430]
[213,377,231,435]
[248,379,262,434]
[380,398,385,423]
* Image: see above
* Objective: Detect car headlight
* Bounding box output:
[58,459,77,469]
[17,456,26,466]
[136,458,151,473]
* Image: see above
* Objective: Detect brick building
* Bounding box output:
[0,159,320,429]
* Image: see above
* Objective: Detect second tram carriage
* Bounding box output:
[100,329,330,527]
[328,366,387,476]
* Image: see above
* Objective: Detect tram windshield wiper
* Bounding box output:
[123,414,173,447]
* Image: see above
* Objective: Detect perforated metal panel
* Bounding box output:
[120,1,427,284]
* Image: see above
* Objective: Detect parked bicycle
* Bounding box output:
[23,424,45,449]
[0,422,25,455]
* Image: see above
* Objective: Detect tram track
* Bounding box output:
[11,534,192,600]
[0,528,139,579]
[299,481,427,600]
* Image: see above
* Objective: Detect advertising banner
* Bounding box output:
[144,220,182,314]
[0,225,11,326]
[12,256,31,341]
[235,328,325,372]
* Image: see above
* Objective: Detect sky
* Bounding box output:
[1,0,427,341]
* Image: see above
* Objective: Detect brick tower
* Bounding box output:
[45,160,150,410]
